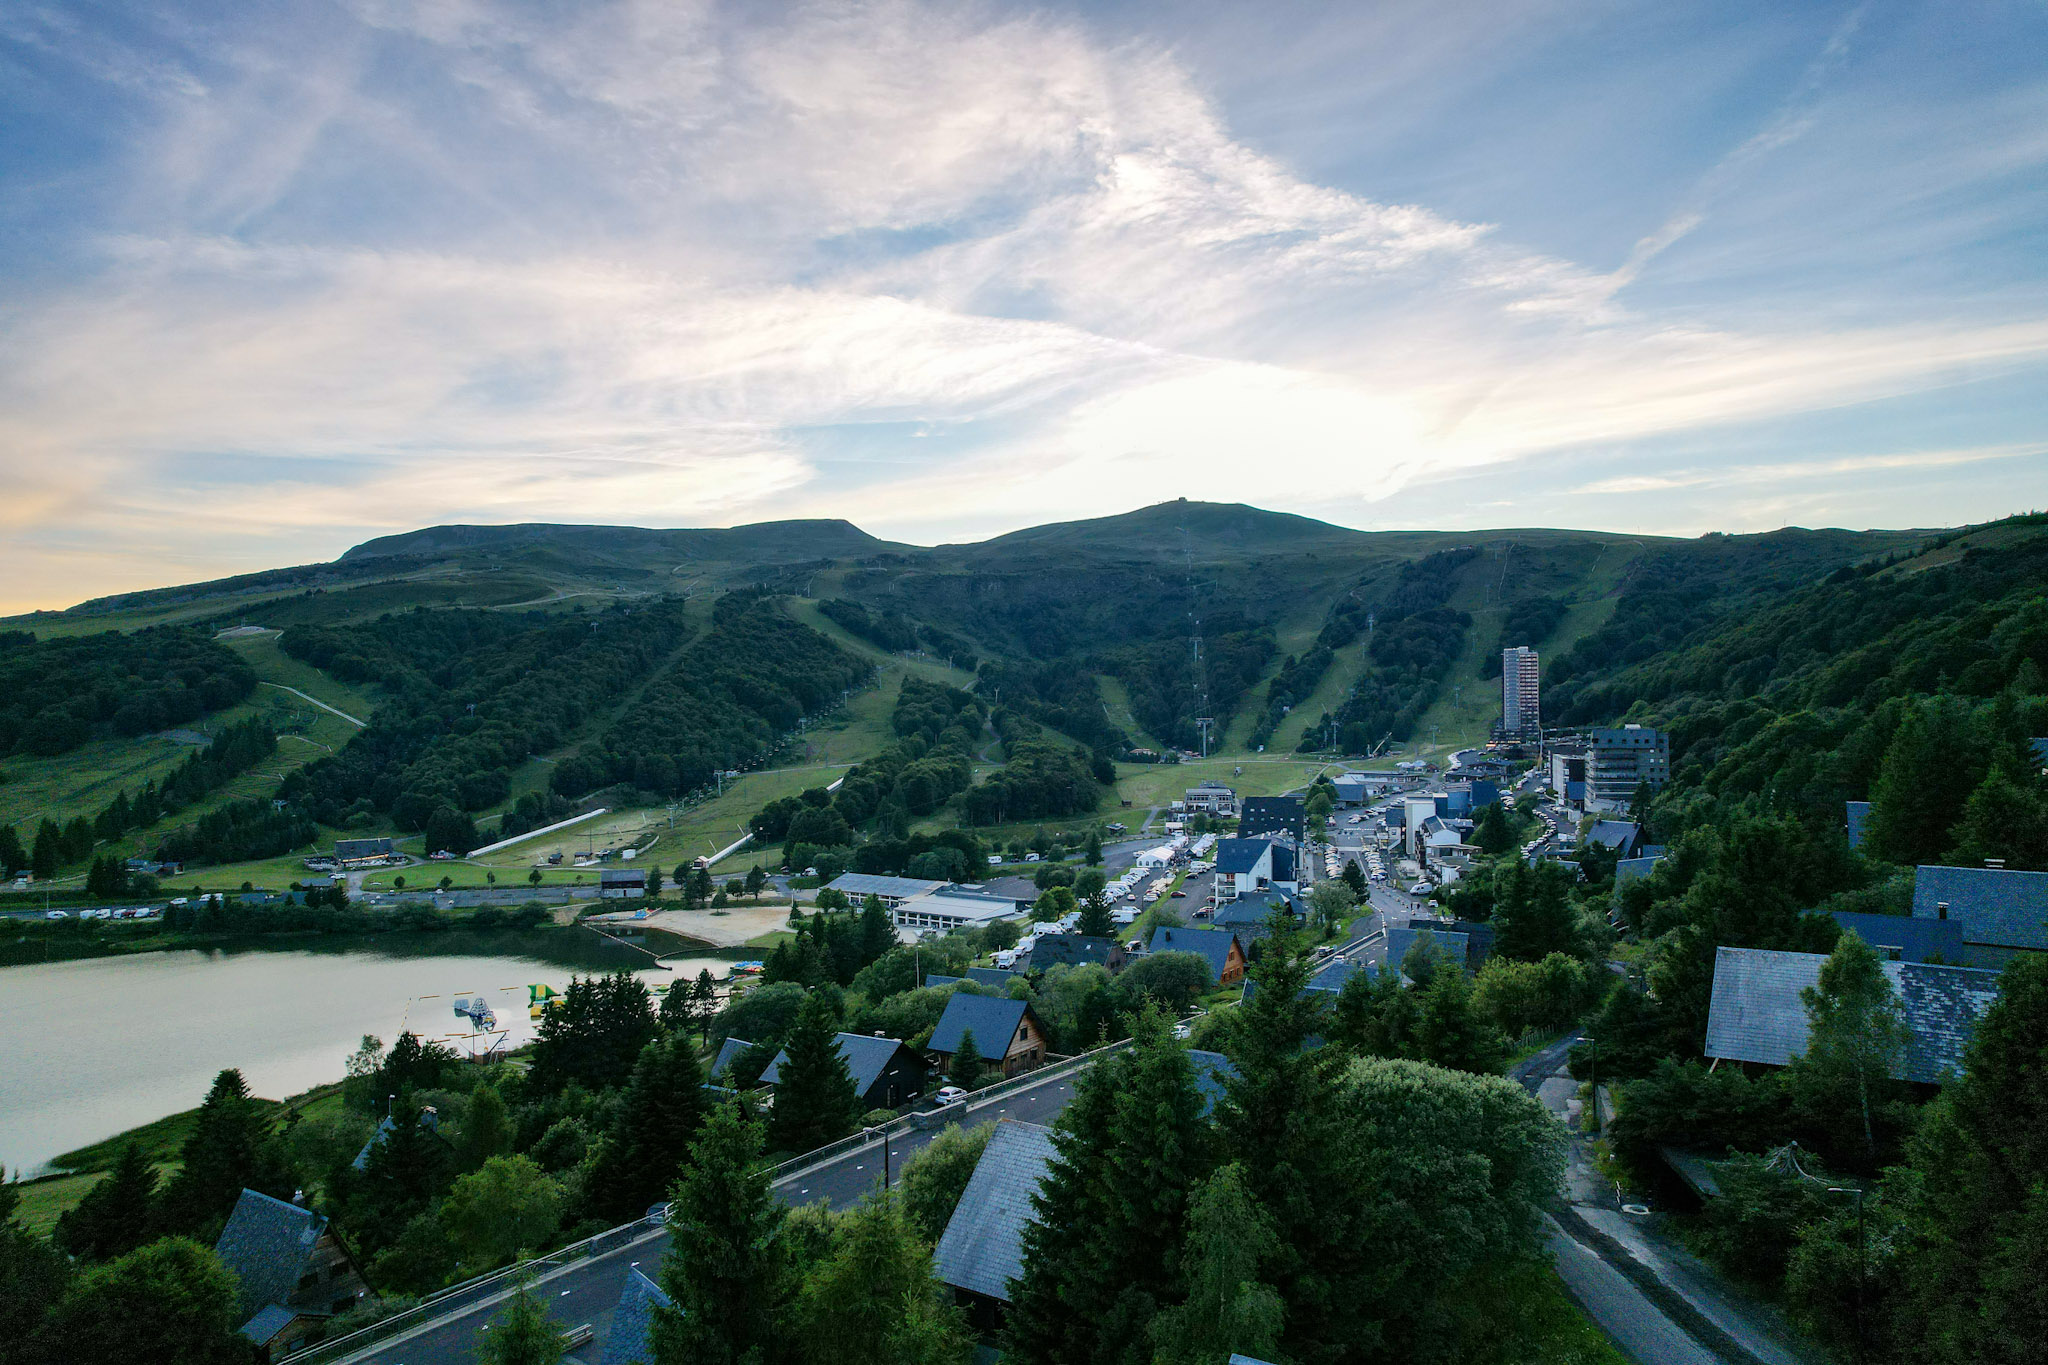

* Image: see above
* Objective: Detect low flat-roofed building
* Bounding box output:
[893,886,1020,936]
[825,872,946,907]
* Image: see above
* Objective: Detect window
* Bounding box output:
[298,1271,320,1290]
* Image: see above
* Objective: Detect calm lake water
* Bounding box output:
[0,928,745,1176]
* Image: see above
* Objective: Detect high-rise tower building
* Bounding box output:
[1501,646,1541,736]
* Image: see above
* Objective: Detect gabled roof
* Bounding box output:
[933,1120,1058,1302]
[215,1189,325,1322]
[1829,911,1967,964]
[1912,865,2048,950]
[1213,892,1302,933]
[963,966,1016,988]
[1845,801,1871,849]
[1147,926,1242,979]
[1615,854,1665,887]
[240,1304,310,1344]
[1189,1049,1240,1117]
[922,974,964,989]
[600,1267,671,1365]
[1028,934,1120,970]
[1585,820,1641,851]
[1386,926,1469,974]
[1214,838,1270,875]
[928,993,1030,1056]
[762,1032,920,1097]
[710,1036,757,1081]
[1704,946,2003,1084]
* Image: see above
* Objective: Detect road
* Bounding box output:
[260,681,367,727]
[343,1065,1088,1365]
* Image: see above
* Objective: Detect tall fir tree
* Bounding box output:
[1866,698,1984,867]
[946,1030,983,1091]
[157,1069,291,1242]
[651,1104,792,1365]
[1413,963,1511,1075]
[1,1172,73,1363]
[593,1032,710,1218]
[54,1142,158,1262]
[770,991,858,1153]
[857,895,895,967]
[1077,891,1114,939]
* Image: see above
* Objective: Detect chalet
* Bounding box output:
[1211,892,1303,944]
[599,868,647,899]
[213,1189,370,1360]
[762,1031,929,1109]
[1238,796,1305,841]
[1911,865,2048,967]
[1184,782,1239,816]
[1027,933,1127,973]
[1146,925,1247,986]
[1583,820,1645,857]
[1704,945,2002,1082]
[934,1120,1058,1315]
[928,994,1049,1079]
[1214,838,1298,897]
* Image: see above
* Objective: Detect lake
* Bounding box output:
[0,927,747,1177]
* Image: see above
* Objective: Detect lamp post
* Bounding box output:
[864,1125,892,1188]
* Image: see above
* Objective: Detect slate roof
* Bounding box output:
[933,1120,1058,1302]
[1213,892,1302,939]
[1912,865,2048,951]
[240,1304,304,1345]
[923,974,965,989]
[1027,934,1120,970]
[1615,854,1666,888]
[762,1032,919,1098]
[2032,737,2048,767]
[1845,801,1871,850]
[929,993,1030,1056]
[1214,838,1270,876]
[1238,796,1305,839]
[1585,820,1642,852]
[215,1189,325,1325]
[963,967,1016,988]
[1189,1049,1240,1117]
[1386,926,1469,974]
[1829,911,1968,964]
[710,1036,757,1081]
[1704,946,2003,1083]
[1147,926,1242,980]
[599,1267,671,1365]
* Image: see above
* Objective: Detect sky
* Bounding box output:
[3,0,2046,612]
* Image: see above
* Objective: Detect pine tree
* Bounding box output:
[1,1171,73,1358]
[1867,698,1984,866]
[459,1083,514,1170]
[593,1033,710,1218]
[1077,891,1114,939]
[946,1030,983,1091]
[54,1142,158,1262]
[770,992,858,1153]
[157,1070,291,1242]
[0,825,27,877]
[30,821,59,880]
[1490,860,1584,962]
[651,1105,792,1365]
[1084,830,1103,865]
[646,865,665,898]
[1413,965,1511,1074]
[477,1280,570,1365]
[745,865,767,899]
[858,894,895,968]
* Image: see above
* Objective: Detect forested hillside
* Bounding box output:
[0,627,253,756]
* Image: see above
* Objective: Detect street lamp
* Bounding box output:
[863,1125,893,1188]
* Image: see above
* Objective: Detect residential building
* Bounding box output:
[1184,782,1239,815]
[1548,745,1588,804]
[1146,925,1248,985]
[1386,925,1471,977]
[824,872,945,908]
[599,1267,669,1365]
[1585,726,1670,806]
[1845,800,1871,851]
[762,1031,929,1109]
[1212,891,1304,943]
[1830,911,1968,964]
[1614,853,1667,897]
[213,1189,371,1360]
[1704,945,2001,1082]
[1501,646,1541,737]
[1911,865,2048,966]
[1238,795,1305,841]
[1026,933,1127,973]
[928,994,1049,1078]
[710,1036,758,1084]
[1214,838,1298,897]
[1188,1049,1240,1117]
[1583,820,1645,857]
[934,1120,1058,1309]
[599,868,647,899]
[892,886,1020,936]
[959,965,1018,989]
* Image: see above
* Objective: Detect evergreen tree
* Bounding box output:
[946,1030,983,1091]
[30,821,58,880]
[1490,860,1584,962]
[745,865,767,899]
[1413,965,1511,1074]
[646,865,665,898]
[651,1104,792,1365]
[1947,761,2048,872]
[794,1192,973,1365]
[770,991,858,1153]
[351,1101,453,1253]
[54,1142,158,1262]
[1077,891,1114,939]
[1147,1163,1285,1365]
[1787,930,1910,1167]
[1084,830,1103,865]
[1866,698,1983,866]
[458,1082,514,1170]
[857,894,895,967]
[1,1172,72,1363]
[476,1280,570,1365]
[593,1032,710,1219]
[1341,858,1367,898]
[1471,801,1517,856]
[157,1070,291,1242]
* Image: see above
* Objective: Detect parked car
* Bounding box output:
[1170,890,1187,898]
[45,910,69,919]
[934,1086,967,1106]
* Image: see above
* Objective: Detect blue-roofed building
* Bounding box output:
[762,1031,930,1109]
[1584,820,1644,856]
[1845,801,1871,850]
[928,993,1048,1079]
[1829,910,1968,964]
[934,1120,1058,1306]
[1027,933,1127,973]
[2031,737,2048,769]
[1912,864,2048,965]
[1213,891,1304,942]
[710,1036,760,1085]
[599,1267,670,1365]
[213,1189,370,1359]
[1239,795,1305,841]
[1614,853,1666,896]
[1147,925,1247,986]
[1215,837,1299,897]
[923,973,965,989]
[1386,925,1470,977]
[962,966,1017,989]
[1189,1049,1240,1117]
[1705,946,2002,1083]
